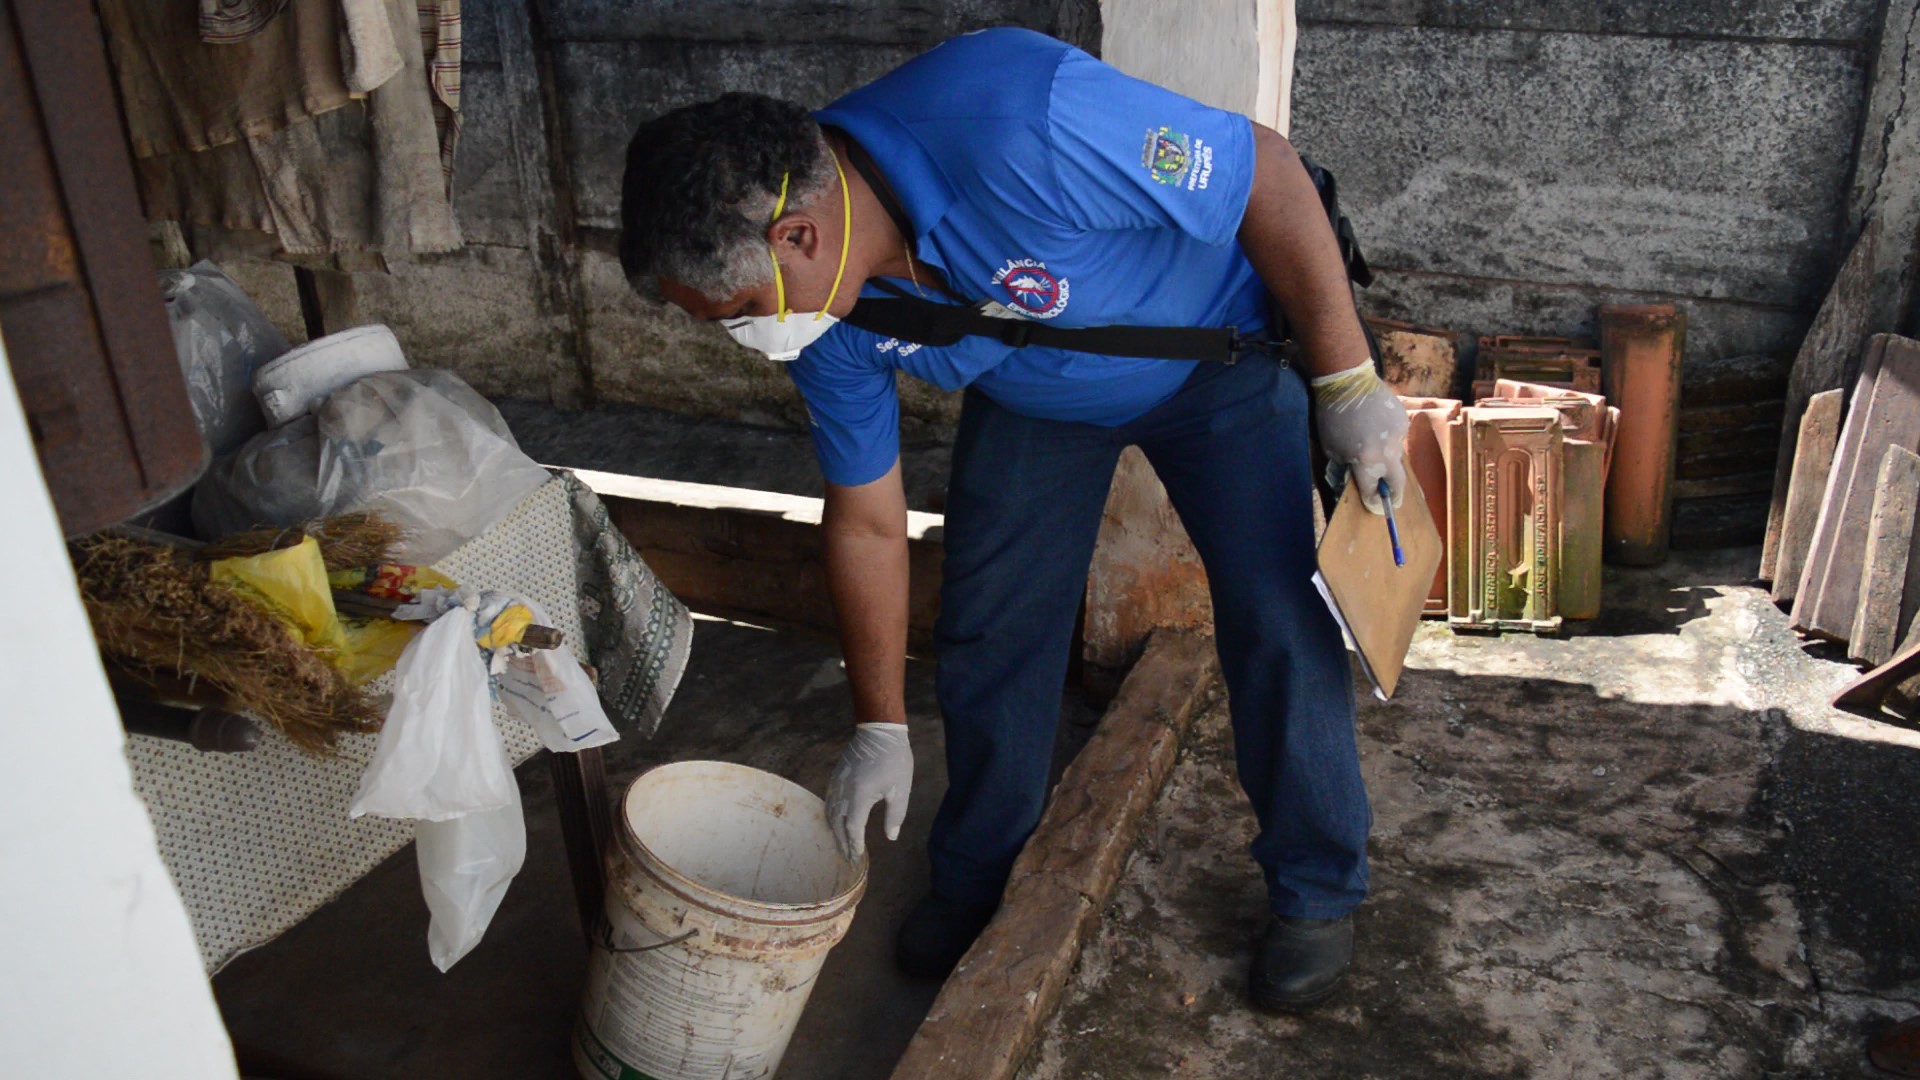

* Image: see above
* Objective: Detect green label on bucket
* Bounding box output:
[574,1017,664,1080]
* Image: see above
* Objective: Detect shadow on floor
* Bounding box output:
[215,618,1096,1080]
[1562,548,1756,638]
[1765,720,1920,994]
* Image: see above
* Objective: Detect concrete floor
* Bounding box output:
[1022,547,1920,1079]
[215,400,1920,1076]
[215,615,1095,1080]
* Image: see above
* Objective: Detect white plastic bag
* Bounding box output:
[349,595,517,822]
[496,598,619,752]
[351,589,530,969]
[416,779,526,972]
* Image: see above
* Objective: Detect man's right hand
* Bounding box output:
[825,723,913,860]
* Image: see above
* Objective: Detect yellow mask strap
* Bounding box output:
[765,155,853,324]
[816,152,852,322]
[770,172,791,322]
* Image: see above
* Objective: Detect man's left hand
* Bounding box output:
[1311,360,1410,515]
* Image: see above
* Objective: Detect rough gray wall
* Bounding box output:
[242,0,1899,449]
[1291,0,1882,377]
[267,0,1093,432]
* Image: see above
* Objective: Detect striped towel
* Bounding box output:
[419,0,461,192]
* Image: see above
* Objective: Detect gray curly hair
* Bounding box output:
[619,93,837,300]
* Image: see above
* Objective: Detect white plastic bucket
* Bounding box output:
[573,761,866,1080]
[251,323,408,426]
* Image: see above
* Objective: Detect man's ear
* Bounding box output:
[768,215,822,261]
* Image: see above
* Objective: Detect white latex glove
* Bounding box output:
[824,723,912,861]
[1311,359,1411,515]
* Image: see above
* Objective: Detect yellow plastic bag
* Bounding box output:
[212,544,462,686]
[210,537,350,660]
[328,564,463,685]
[477,604,533,650]
[328,563,459,600]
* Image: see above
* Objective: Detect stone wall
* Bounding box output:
[223,0,1914,450]
[1291,0,1888,382]
[229,0,1096,434]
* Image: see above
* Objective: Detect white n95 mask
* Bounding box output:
[724,153,853,362]
[721,310,838,363]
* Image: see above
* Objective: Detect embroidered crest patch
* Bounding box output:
[1143,126,1190,186]
[1141,125,1215,191]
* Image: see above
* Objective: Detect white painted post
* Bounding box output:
[0,341,239,1077]
[1085,0,1295,689]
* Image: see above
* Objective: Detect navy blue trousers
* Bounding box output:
[927,356,1371,918]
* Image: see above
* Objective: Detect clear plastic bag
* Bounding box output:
[192,369,551,563]
[348,594,517,822]
[159,261,288,457]
[415,781,526,972]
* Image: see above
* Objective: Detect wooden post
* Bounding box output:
[549,746,612,947]
[1084,0,1290,695]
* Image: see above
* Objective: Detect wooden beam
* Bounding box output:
[1771,388,1844,605]
[548,746,611,948]
[1851,446,1920,666]
[1834,635,1920,710]
[568,468,944,649]
[889,631,1219,1080]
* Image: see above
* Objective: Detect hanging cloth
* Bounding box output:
[198,0,293,44]
[101,0,462,257]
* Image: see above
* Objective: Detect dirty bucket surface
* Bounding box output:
[574,761,865,1080]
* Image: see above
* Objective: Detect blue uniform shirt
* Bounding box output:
[791,28,1268,486]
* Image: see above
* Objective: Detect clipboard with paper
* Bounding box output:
[1312,458,1443,700]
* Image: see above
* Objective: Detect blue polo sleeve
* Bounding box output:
[1043,49,1255,246]
[786,331,902,488]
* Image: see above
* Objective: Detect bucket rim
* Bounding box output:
[618,760,868,924]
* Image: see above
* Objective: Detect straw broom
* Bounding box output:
[195,511,407,571]
[74,534,383,753]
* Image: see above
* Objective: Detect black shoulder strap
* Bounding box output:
[835,135,1367,365]
[850,280,1262,364]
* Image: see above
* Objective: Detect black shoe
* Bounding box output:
[1248,913,1353,1012]
[895,892,997,980]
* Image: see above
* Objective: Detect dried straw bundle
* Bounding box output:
[198,512,407,571]
[74,536,380,753]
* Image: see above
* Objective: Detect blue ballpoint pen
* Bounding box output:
[1379,478,1405,567]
